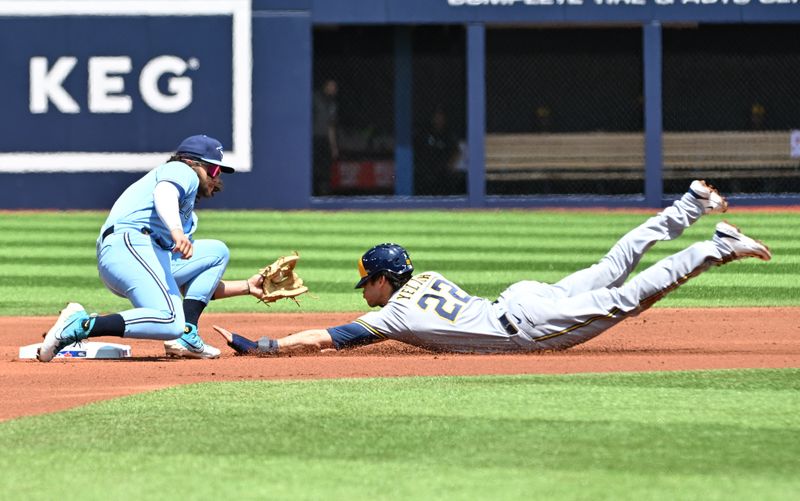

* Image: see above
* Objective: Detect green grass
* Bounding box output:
[1,210,798,315]
[1,369,798,500]
[1,210,798,499]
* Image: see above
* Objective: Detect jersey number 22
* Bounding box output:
[417,279,471,322]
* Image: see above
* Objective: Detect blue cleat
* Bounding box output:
[164,323,220,359]
[38,303,91,362]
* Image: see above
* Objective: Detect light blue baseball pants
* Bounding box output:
[96,231,229,339]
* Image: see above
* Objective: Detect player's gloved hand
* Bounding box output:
[170,228,193,259]
[256,253,309,304]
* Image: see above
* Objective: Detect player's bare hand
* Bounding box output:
[246,272,265,299]
[170,228,193,259]
[212,325,233,343]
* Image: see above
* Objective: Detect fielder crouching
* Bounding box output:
[38,135,278,362]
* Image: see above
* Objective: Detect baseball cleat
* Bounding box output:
[713,221,772,261]
[688,180,728,214]
[163,324,220,359]
[164,340,221,359]
[38,302,90,362]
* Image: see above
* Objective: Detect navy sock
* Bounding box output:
[183,299,207,327]
[229,334,259,354]
[86,314,125,337]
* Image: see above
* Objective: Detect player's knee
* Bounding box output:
[149,324,183,340]
[165,322,186,340]
[152,312,186,340]
[206,239,230,265]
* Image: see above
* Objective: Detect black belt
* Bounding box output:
[101,225,165,247]
[492,300,520,335]
[498,313,519,335]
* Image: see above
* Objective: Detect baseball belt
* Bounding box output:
[102,225,171,250]
[498,312,519,335]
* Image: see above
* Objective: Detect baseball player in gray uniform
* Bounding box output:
[213,180,771,355]
[38,135,274,362]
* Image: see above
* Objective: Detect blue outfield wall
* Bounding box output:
[1,1,799,210]
[250,10,312,209]
[0,1,311,210]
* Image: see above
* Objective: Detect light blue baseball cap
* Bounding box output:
[175,134,235,173]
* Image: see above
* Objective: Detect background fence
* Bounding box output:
[661,24,800,195]
[313,23,800,200]
[313,26,468,197]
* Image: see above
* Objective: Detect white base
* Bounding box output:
[19,341,132,360]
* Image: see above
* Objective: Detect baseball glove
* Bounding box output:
[258,253,308,304]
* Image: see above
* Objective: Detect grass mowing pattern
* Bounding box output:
[1,369,798,500]
[1,210,798,315]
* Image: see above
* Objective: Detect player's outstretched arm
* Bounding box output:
[212,325,334,356]
[212,272,265,300]
[280,329,334,353]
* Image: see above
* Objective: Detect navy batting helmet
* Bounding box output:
[355,243,413,288]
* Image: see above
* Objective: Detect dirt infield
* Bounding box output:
[2,308,798,422]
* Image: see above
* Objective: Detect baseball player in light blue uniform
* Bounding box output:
[214,180,771,355]
[39,135,269,362]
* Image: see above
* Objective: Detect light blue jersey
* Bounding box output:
[31,134,238,362]
[95,161,230,340]
[100,161,199,247]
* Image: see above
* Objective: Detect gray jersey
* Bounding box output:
[356,190,731,354]
[356,271,524,353]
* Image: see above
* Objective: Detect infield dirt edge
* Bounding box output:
[2,307,798,421]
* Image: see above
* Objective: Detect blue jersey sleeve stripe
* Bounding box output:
[353,319,385,338]
[326,322,381,350]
